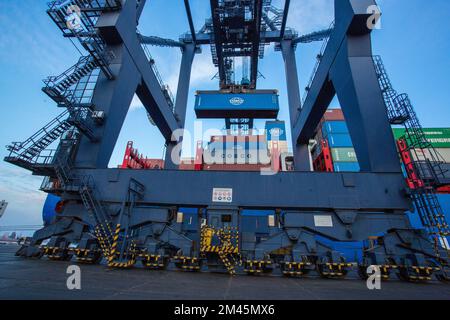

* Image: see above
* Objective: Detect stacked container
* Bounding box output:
[203,134,271,171]
[392,128,450,163]
[393,127,450,194]
[313,109,360,172]
[265,121,289,154]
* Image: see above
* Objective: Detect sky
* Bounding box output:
[0,0,449,228]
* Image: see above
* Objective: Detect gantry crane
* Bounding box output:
[5,0,449,281]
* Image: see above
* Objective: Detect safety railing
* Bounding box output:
[302,21,335,106]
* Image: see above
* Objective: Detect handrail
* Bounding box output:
[301,21,335,106]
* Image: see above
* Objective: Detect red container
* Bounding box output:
[437,186,450,194]
[178,158,195,170]
[323,109,345,121]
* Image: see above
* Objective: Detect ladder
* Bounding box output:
[79,176,115,256]
[108,179,145,267]
[373,55,450,244]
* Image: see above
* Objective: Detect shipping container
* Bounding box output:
[265,121,287,142]
[323,109,345,121]
[393,128,450,148]
[327,133,353,148]
[331,148,358,163]
[268,140,288,153]
[210,135,266,143]
[322,121,349,137]
[195,90,279,119]
[333,162,360,172]
[203,147,271,165]
[203,164,268,171]
[179,158,196,170]
[405,148,450,163]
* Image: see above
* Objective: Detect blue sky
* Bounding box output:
[0,0,449,228]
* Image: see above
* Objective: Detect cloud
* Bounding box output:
[191,51,218,86]
[0,165,47,226]
[287,0,335,35]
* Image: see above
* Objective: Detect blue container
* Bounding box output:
[326,133,353,148]
[333,162,360,172]
[42,194,60,226]
[195,91,279,119]
[322,121,349,137]
[265,121,287,141]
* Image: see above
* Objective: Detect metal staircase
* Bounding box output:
[79,176,115,256]
[373,55,450,245]
[5,110,72,170]
[46,0,121,80]
[43,60,101,142]
[108,179,145,268]
[373,55,448,185]
[43,56,98,99]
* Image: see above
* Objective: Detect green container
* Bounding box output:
[331,148,358,162]
[393,128,450,148]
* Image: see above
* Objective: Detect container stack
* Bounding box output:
[202,134,271,171]
[312,109,360,172]
[393,128,450,195]
[265,121,288,154]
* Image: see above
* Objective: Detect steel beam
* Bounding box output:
[329,35,401,173]
[184,30,295,45]
[136,0,147,20]
[74,46,141,168]
[250,0,264,87]
[138,35,185,48]
[96,0,179,141]
[209,0,226,84]
[292,0,400,173]
[164,43,197,169]
[70,169,411,211]
[184,0,197,44]
[292,28,333,44]
[279,0,290,39]
[281,40,310,171]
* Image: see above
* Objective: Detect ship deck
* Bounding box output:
[0,244,449,300]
